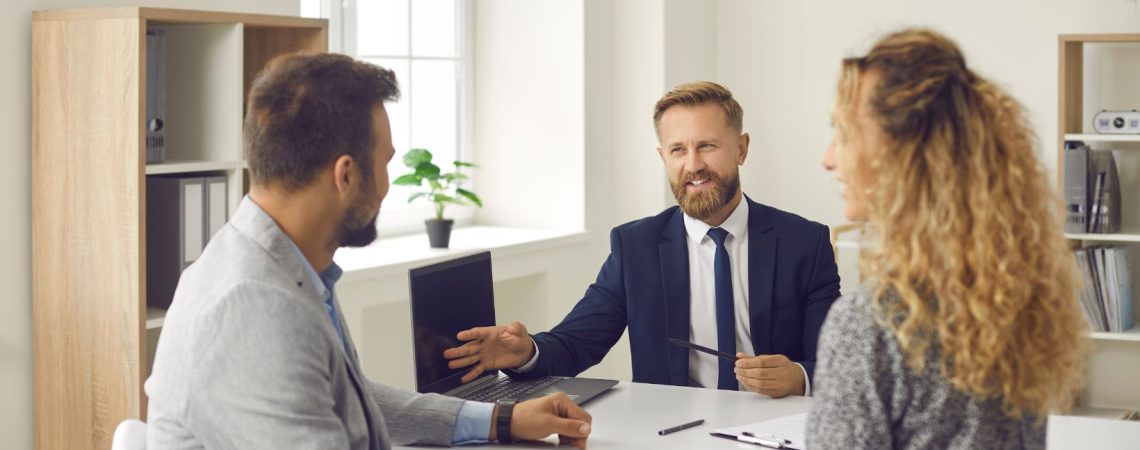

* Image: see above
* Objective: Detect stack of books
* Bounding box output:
[1075,247,1134,332]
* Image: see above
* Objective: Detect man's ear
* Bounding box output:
[332,154,355,199]
[737,132,750,165]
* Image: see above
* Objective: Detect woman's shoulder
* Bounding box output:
[825,289,883,329]
[820,288,904,356]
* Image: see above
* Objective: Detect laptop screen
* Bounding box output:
[409,251,497,394]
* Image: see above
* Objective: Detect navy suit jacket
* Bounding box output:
[511,198,841,387]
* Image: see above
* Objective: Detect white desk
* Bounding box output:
[397,382,813,449]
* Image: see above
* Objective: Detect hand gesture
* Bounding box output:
[443,321,536,383]
[496,392,593,449]
[734,353,805,398]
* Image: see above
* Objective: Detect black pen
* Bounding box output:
[658,419,704,436]
[668,338,740,361]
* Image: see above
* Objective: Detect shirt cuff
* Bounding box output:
[796,363,811,397]
[452,401,495,445]
[514,340,541,373]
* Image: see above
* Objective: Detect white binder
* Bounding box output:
[205,176,228,241]
[182,179,204,267]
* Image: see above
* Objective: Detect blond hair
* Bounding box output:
[834,29,1087,420]
[653,81,743,135]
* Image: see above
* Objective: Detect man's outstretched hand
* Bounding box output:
[443,321,536,383]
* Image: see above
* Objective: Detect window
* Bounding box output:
[301,0,473,235]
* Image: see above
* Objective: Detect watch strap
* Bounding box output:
[495,399,516,443]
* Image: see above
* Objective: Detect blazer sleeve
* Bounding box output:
[366,382,465,446]
[508,228,630,379]
[798,224,842,382]
[187,283,351,450]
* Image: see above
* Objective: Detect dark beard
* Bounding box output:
[670,169,740,221]
[337,200,379,248]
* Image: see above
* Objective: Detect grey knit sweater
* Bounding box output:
[805,292,1045,449]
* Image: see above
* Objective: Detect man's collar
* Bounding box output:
[230,196,332,300]
[682,195,749,243]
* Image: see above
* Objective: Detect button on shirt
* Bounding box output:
[288,243,494,444]
[683,199,810,395]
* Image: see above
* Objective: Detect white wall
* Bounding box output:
[605,0,671,224]
[471,0,585,230]
[5,2,296,448]
[716,0,1140,230]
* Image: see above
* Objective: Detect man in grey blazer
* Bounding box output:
[145,53,593,449]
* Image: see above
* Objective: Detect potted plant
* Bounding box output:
[393,148,483,248]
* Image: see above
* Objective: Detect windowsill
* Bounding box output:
[334,225,590,283]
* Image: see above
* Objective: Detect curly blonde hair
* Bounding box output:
[834,29,1087,419]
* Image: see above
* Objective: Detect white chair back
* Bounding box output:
[111,419,147,450]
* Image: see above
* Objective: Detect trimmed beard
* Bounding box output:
[670,169,740,221]
[337,182,380,248]
[337,203,379,248]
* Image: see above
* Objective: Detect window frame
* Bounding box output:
[303,0,476,237]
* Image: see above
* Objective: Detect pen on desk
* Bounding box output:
[657,419,704,436]
[743,431,791,444]
[737,434,785,448]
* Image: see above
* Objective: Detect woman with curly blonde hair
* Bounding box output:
[807,29,1087,449]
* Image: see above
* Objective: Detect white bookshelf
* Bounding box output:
[1059,35,1140,411]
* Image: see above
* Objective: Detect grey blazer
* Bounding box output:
[146,197,466,450]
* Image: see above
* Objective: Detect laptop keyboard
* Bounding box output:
[458,376,562,402]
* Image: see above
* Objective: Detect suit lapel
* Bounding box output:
[334,297,386,449]
[658,209,691,386]
[747,199,777,356]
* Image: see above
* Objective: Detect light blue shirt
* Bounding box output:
[289,242,494,445]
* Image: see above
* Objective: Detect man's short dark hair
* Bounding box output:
[244,52,400,191]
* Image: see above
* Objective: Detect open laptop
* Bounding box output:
[409,251,617,404]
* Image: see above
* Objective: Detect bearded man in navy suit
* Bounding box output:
[445,81,841,398]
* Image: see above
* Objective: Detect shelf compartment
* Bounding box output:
[160,23,243,165]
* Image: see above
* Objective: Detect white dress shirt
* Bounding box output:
[683,199,810,395]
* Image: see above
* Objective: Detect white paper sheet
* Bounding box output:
[714,412,807,449]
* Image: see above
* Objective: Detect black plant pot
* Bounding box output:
[425,219,455,248]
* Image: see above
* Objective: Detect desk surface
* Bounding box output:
[397,382,813,450]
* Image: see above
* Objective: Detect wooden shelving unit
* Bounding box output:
[31,8,326,449]
[1058,34,1140,410]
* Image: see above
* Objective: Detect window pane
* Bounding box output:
[357,0,408,56]
[411,0,457,57]
[363,58,415,211]
[410,60,458,169]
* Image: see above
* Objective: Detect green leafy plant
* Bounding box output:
[393,148,483,220]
